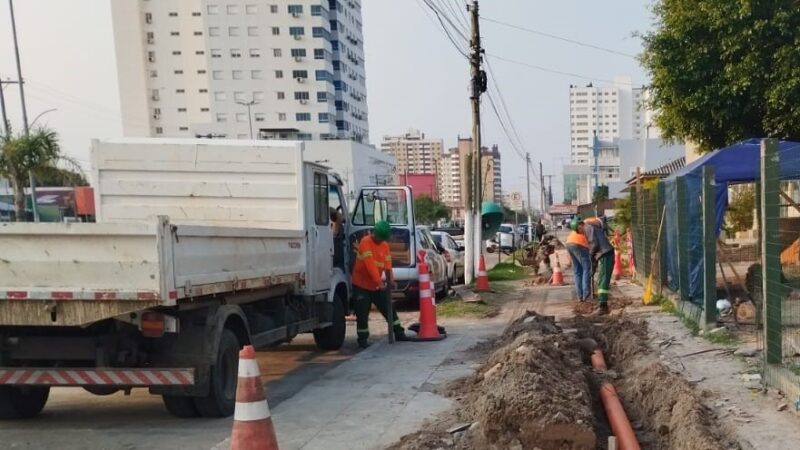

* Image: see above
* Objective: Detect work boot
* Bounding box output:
[593,303,610,316]
[394,328,410,341]
[357,338,370,349]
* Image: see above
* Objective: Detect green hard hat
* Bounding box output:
[570,218,582,231]
[374,220,391,241]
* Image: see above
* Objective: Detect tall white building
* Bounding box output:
[568,75,658,164]
[379,129,443,176]
[111,0,368,143]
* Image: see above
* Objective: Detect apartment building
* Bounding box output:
[439,137,502,218]
[379,129,443,177]
[111,0,368,142]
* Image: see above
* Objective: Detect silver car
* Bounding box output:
[431,231,465,285]
[390,226,449,303]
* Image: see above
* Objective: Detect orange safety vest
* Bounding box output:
[566,231,589,248]
[352,235,393,291]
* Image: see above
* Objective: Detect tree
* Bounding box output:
[0,126,81,221]
[726,185,755,234]
[593,185,609,204]
[36,166,88,187]
[414,195,450,225]
[641,1,800,153]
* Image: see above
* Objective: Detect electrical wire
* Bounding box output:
[485,53,626,86]
[416,0,468,58]
[481,16,637,59]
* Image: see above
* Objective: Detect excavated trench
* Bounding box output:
[388,312,739,450]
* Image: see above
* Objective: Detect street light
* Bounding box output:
[29,108,57,128]
[235,100,258,139]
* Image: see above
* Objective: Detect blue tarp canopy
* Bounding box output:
[662,139,800,301]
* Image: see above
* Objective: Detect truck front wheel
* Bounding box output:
[0,386,50,419]
[313,292,346,351]
[193,329,240,417]
[162,395,200,418]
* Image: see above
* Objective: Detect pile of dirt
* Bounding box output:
[391,312,596,450]
[572,296,634,315]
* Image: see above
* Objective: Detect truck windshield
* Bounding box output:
[352,189,410,226]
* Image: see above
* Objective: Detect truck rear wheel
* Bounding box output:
[162,395,201,418]
[0,386,50,419]
[193,329,240,417]
[313,292,346,351]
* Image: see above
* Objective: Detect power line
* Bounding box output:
[423,0,469,41]
[484,59,526,158]
[481,16,637,59]
[486,53,625,85]
[416,0,468,58]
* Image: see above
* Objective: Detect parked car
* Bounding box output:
[431,231,465,285]
[496,223,521,253]
[390,225,449,304]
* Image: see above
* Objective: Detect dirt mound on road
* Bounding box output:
[572,296,634,315]
[391,312,596,450]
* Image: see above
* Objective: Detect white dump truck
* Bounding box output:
[0,138,418,419]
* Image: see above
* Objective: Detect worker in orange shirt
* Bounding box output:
[566,218,592,302]
[352,220,408,348]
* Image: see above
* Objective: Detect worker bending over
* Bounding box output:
[352,220,408,348]
[566,218,591,302]
[584,217,614,315]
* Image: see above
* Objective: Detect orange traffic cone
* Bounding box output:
[230,346,280,450]
[551,254,565,286]
[475,255,490,292]
[410,252,446,341]
[612,250,623,280]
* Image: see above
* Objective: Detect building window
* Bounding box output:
[251,70,263,79]
[317,91,327,102]
[176,89,185,93]
[200,107,209,112]
[177,108,187,112]
[174,70,184,75]
[273,48,282,57]
[314,48,326,60]
[249,48,261,58]
[229,27,240,36]
[209,27,220,36]
[170,31,180,36]
[192,12,201,17]
[168,12,178,17]
[278,113,286,121]
[315,70,332,82]
[255,113,265,122]
[172,50,182,55]
[288,5,303,15]
[199,89,208,93]
[277,91,285,100]
[253,91,265,101]
[236,113,247,122]
[180,126,189,131]
[248,27,258,36]
[194,31,203,36]
[230,48,241,58]
[207,5,219,14]
[275,70,284,79]
[271,27,280,35]
[294,91,310,100]
[155,127,163,134]
[296,113,311,121]
[214,92,227,101]
[291,48,307,58]
[311,5,324,16]
[289,27,304,38]
[312,27,330,40]
[318,113,329,123]
[246,4,257,14]
[232,70,243,80]
[227,5,238,14]
[292,70,308,79]
[197,70,206,74]
[212,70,223,80]
[270,4,279,13]
[298,133,312,140]
[216,113,228,123]
[234,91,246,102]
[211,48,222,58]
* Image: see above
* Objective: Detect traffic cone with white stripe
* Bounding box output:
[550,254,565,286]
[411,251,446,341]
[475,255,490,292]
[230,345,280,450]
[612,250,623,280]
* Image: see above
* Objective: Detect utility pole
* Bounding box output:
[0,77,9,136]
[464,0,486,284]
[525,153,532,241]
[8,0,39,222]
[539,161,545,220]
[235,99,258,139]
[543,175,554,206]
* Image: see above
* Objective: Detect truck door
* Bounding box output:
[349,187,415,271]
[308,169,334,293]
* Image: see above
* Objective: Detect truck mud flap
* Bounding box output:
[0,368,195,386]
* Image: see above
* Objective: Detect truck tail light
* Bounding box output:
[140,312,165,338]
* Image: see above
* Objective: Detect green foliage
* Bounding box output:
[36,166,88,187]
[487,262,527,281]
[414,195,450,225]
[725,185,755,234]
[435,298,499,318]
[704,329,739,346]
[614,196,631,231]
[0,126,80,221]
[593,185,609,204]
[641,1,800,153]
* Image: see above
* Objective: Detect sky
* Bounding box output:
[0,1,653,203]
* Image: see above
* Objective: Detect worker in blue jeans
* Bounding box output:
[565,218,592,302]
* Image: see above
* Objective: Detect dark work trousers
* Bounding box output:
[352,286,404,342]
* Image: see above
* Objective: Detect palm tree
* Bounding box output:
[0,126,80,221]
